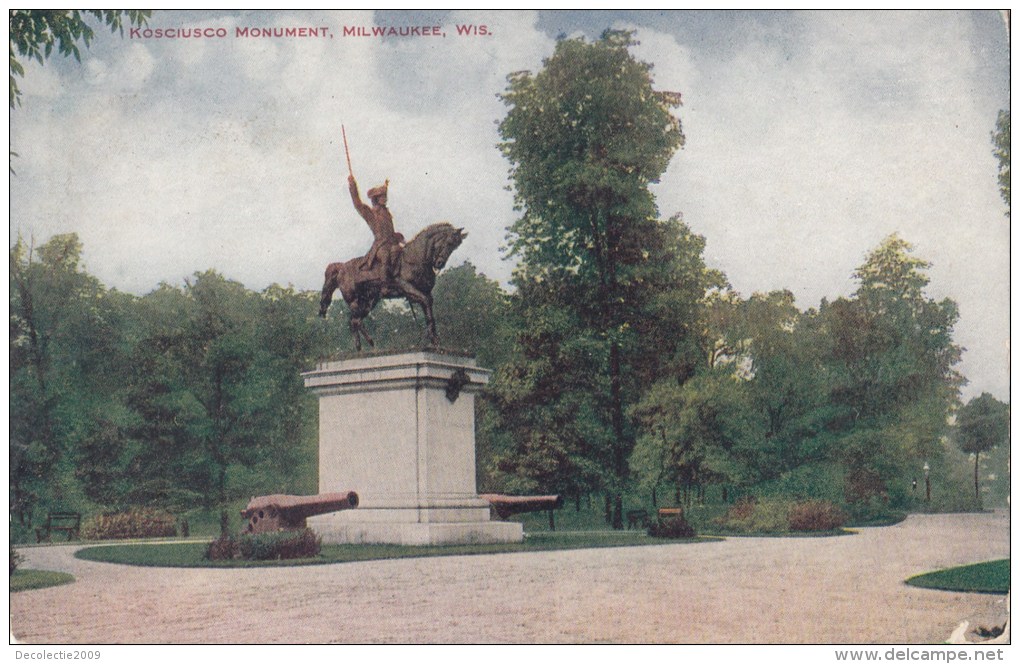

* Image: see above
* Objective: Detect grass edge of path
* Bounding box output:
[10,569,76,593]
[72,532,724,568]
[905,559,1010,595]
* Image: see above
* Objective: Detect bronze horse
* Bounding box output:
[319,222,466,350]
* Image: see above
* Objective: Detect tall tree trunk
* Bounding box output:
[609,342,625,530]
[219,509,230,538]
[974,451,981,506]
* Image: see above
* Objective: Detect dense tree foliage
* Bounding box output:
[8,222,993,535]
[490,30,691,527]
[8,234,523,534]
[10,234,123,522]
[992,109,1009,213]
[827,235,962,502]
[630,234,968,514]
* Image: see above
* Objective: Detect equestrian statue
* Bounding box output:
[318,127,466,350]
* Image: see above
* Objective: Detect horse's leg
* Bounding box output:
[347,294,377,351]
[355,315,375,348]
[394,279,437,346]
[422,293,437,345]
[349,316,361,352]
[344,289,362,351]
[359,294,377,348]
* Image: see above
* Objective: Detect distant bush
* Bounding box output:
[715,497,847,534]
[241,528,321,561]
[10,545,23,576]
[842,495,879,520]
[206,528,322,562]
[81,508,178,540]
[715,497,790,533]
[648,515,696,539]
[787,500,846,532]
[205,535,240,561]
[726,497,757,522]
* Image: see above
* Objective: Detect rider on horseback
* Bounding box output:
[348,174,404,281]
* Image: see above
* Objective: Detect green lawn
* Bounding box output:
[906,559,1010,594]
[10,569,76,592]
[75,531,718,568]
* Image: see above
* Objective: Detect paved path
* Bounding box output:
[10,511,1009,644]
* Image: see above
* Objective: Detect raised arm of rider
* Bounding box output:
[348,175,372,219]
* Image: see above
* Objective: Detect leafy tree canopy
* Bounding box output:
[992,109,1009,213]
[493,30,690,527]
[955,393,1010,455]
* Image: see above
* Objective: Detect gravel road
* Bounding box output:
[10,511,1009,644]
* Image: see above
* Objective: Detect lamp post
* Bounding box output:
[923,462,931,504]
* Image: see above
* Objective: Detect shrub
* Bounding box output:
[238,529,322,561]
[714,498,790,533]
[81,508,178,540]
[788,500,846,532]
[10,545,23,576]
[648,515,697,539]
[205,535,240,561]
[727,496,757,521]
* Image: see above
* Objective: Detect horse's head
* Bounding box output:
[424,223,466,271]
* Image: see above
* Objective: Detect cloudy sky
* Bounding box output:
[8,10,1010,401]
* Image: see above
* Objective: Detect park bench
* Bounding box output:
[35,511,82,543]
[626,509,650,529]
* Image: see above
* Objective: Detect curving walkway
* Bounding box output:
[10,511,1009,644]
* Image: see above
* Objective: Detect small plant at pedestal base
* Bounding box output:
[648,515,697,539]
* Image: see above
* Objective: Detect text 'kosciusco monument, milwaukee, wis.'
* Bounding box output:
[309,130,522,545]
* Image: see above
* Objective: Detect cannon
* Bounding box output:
[241,491,358,534]
[480,494,563,530]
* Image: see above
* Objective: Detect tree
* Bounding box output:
[954,393,1009,505]
[738,292,841,481]
[484,294,610,500]
[9,234,124,521]
[495,30,686,527]
[992,110,1009,214]
[432,262,513,368]
[631,368,759,507]
[9,10,151,108]
[249,283,332,496]
[821,234,962,505]
[123,272,291,531]
[631,289,837,504]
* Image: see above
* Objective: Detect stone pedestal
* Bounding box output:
[303,350,523,545]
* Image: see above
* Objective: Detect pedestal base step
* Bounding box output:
[309,514,523,546]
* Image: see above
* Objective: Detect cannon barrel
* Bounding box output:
[480,494,563,520]
[241,491,358,534]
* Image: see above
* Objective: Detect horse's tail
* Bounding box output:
[319,262,343,317]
